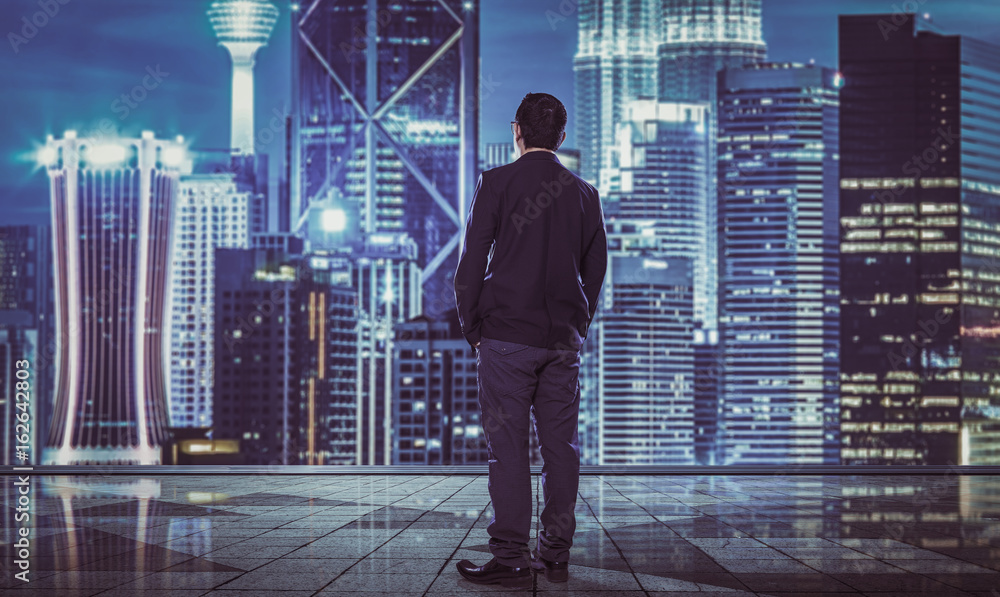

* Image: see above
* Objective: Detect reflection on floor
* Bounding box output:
[1,474,999,596]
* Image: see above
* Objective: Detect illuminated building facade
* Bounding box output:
[717,63,840,465]
[606,100,710,325]
[213,248,359,465]
[582,237,696,465]
[309,234,422,465]
[392,313,484,465]
[41,132,182,465]
[168,174,250,429]
[839,15,1000,465]
[575,0,661,186]
[657,0,766,105]
[292,0,479,320]
[0,225,53,462]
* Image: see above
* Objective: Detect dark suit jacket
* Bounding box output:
[454,150,608,351]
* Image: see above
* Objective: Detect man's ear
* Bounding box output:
[556,131,566,150]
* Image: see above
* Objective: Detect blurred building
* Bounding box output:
[168,174,250,430]
[212,248,359,465]
[0,225,53,462]
[839,15,1000,465]
[0,325,38,465]
[574,0,661,185]
[41,132,182,465]
[292,0,479,321]
[606,100,711,326]
[309,234,422,465]
[392,313,485,465]
[717,62,841,465]
[583,250,696,465]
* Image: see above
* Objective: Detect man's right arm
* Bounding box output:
[581,190,608,325]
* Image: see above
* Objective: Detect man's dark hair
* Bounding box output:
[514,92,567,151]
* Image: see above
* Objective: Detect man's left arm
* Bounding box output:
[454,173,499,348]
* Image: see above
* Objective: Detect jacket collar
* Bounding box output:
[515,150,560,163]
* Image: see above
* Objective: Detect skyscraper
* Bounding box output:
[575,0,661,186]
[576,0,765,332]
[292,0,479,319]
[658,0,766,333]
[657,0,766,104]
[583,243,696,465]
[41,132,182,465]
[213,248,359,465]
[208,0,280,155]
[0,225,53,460]
[305,234,423,465]
[606,100,711,324]
[392,313,484,465]
[717,62,840,465]
[168,174,250,429]
[839,15,1000,465]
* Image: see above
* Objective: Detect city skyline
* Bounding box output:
[3,0,1000,467]
[4,0,1000,226]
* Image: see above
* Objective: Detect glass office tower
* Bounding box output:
[392,313,484,465]
[41,132,182,465]
[584,252,696,465]
[168,174,250,429]
[292,0,478,320]
[717,63,840,465]
[607,100,711,325]
[575,0,661,186]
[839,15,1000,465]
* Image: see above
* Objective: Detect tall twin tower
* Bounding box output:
[575,0,766,185]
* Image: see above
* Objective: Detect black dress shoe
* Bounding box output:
[530,549,569,582]
[456,557,532,588]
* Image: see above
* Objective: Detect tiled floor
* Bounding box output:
[1,474,999,596]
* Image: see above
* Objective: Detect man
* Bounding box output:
[453,92,608,588]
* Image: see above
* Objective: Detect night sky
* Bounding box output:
[2,0,999,226]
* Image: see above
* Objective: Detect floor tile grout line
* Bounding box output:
[419,474,495,597]
[579,478,651,597]
[599,474,760,595]
[299,474,462,597]
[183,475,452,595]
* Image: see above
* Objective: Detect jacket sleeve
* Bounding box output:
[454,173,499,348]
[581,189,608,327]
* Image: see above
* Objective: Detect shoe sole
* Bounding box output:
[458,570,533,589]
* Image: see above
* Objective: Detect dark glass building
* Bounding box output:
[292,0,479,320]
[213,248,359,465]
[717,63,841,465]
[839,15,1000,465]
[392,313,484,465]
